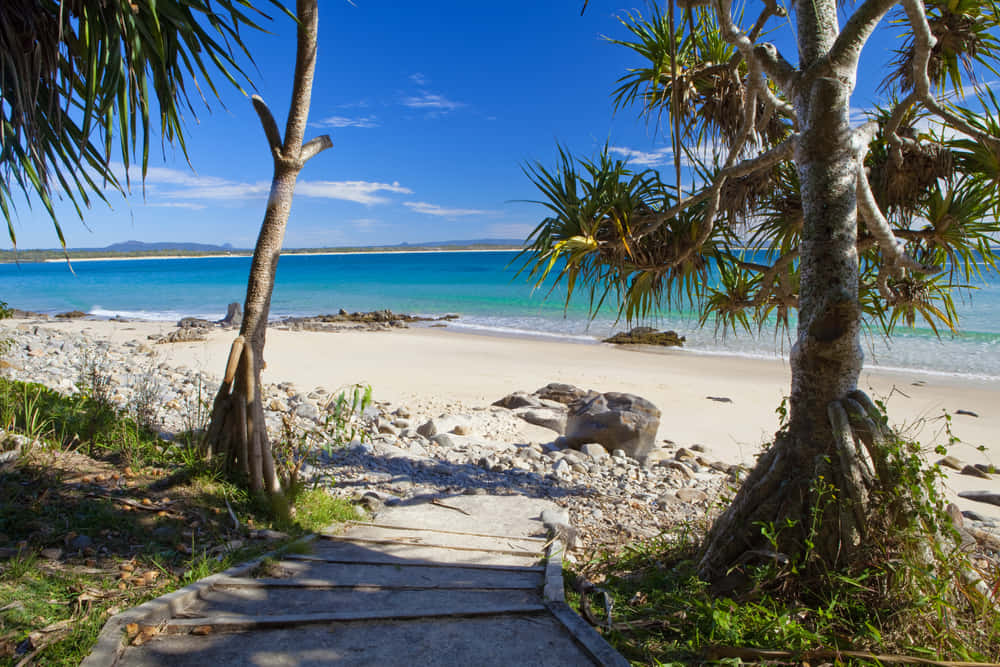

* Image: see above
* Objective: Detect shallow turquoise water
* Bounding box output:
[1,251,998,380]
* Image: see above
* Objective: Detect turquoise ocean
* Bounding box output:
[2,250,998,381]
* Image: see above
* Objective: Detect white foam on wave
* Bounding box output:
[88,307,222,322]
[442,320,602,343]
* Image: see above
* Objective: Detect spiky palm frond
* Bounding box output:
[864,102,953,224]
[743,161,802,257]
[701,259,758,336]
[0,0,287,246]
[608,6,789,150]
[884,0,1000,95]
[517,147,717,323]
[914,177,1000,279]
[949,86,1000,192]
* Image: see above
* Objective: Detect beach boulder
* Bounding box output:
[562,391,661,462]
[492,391,543,410]
[513,407,567,434]
[532,382,589,406]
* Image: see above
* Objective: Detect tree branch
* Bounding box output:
[639,134,797,239]
[717,0,796,97]
[753,43,797,96]
[883,91,921,154]
[283,0,320,155]
[855,162,936,273]
[901,0,1000,153]
[251,95,283,157]
[299,135,333,163]
[828,0,901,72]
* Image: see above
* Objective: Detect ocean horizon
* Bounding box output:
[2,250,998,382]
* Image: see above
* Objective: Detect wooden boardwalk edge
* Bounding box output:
[79,535,318,667]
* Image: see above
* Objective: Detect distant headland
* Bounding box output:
[0,239,525,263]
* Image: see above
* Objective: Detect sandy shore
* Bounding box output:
[9,317,1000,519]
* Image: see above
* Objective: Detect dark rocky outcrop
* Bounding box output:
[10,309,48,319]
[176,317,213,329]
[55,310,87,319]
[280,310,458,332]
[603,327,685,347]
[154,327,209,344]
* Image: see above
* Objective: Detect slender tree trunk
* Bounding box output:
[203,0,331,496]
[699,0,878,579]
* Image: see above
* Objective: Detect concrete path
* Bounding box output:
[83,494,628,666]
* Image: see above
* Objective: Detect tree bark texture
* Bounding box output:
[699,0,875,579]
[204,0,329,495]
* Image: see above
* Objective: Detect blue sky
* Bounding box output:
[5,1,923,250]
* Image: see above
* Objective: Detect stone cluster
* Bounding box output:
[2,320,998,559]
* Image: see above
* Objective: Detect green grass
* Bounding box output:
[569,518,1000,665]
[0,376,357,665]
[291,488,359,532]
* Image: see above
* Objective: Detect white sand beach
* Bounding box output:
[11,317,1000,520]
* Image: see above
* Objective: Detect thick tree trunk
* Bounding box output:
[203,0,329,496]
[204,167,300,494]
[699,0,873,579]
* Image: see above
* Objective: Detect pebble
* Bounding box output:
[961,465,991,480]
[5,322,998,556]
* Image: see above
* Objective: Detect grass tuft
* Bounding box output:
[0,375,357,665]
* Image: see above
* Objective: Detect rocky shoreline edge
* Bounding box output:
[2,320,998,560]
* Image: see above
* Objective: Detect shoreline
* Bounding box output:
[3,316,998,521]
[33,311,1000,388]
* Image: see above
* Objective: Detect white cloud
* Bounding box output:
[297,181,412,205]
[351,217,380,229]
[409,73,428,86]
[402,93,463,112]
[116,165,412,207]
[404,201,488,217]
[608,145,673,167]
[145,202,207,210]
[313,115,378,128]
[609,143,726,170]
[173,181,270,200]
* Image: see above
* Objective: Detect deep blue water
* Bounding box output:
[1,251,998,380]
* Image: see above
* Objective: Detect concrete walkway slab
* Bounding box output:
[84,494,629,667]
[183,587,545,617]
[113,615,596,667]
[244,558,545,588]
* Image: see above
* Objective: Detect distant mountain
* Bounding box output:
[103,240,235,253]
[395,238,524,248]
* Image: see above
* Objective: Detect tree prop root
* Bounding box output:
[698,389,990,598]
[203,335,278,494]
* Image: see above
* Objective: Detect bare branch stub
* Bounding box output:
[252,95,284,158]
[300,135,333,163]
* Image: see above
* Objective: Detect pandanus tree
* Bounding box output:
[203,0,331,497]
[521,0,1000,580]
[0,0,284,246]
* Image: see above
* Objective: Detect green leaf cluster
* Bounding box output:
[521,4,1000,339]
[0,0,289,248]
